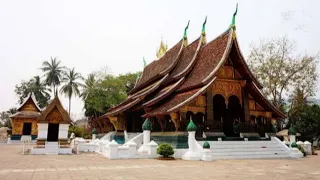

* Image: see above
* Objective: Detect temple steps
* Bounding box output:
[45,142,59,155]
[211,147,284,152]
[211,154,289,160]
[199,139,290,159]
[211,151,288,156]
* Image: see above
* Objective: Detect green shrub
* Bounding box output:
[298,145,307,156]
[291,142,298,148]
[68,125,91,138]
[157,143,174,158]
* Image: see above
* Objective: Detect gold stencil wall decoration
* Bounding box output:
[46,107,63,124]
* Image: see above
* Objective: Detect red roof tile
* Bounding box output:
[143,77,216,117]
[143,89,199,117]
[104,75,169,117]
[143,77,185,107]
[131,40,183,93]
[178,30,232,91]
[169,38,201,80]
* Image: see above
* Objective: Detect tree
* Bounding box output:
[84,75,127,117]
[80,73,98,100]
[0,108,17,128]
[60,68,83,115]
[247,37,318,112]
[7,108,17,115]
[14,76,51,108]
[296,104,320,140]
[41,57,66,93]
[82,72,138,117]
[287,87,310,125]
[118,72,140,93]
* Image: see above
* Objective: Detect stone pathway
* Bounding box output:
[0,144,319,180]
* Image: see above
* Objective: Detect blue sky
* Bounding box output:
[0,0,319,119]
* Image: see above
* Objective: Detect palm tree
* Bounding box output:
[41,57,65,94]
[30,76,51,108]
[31,76,51,94]
[60,68,83,115]
[80,73,97,100]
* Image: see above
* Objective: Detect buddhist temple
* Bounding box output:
[10,93,41,140]
[99,6,286,139]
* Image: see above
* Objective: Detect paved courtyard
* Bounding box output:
[0,144,319,180]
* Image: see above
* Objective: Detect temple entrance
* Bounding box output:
[256,116,266,137]
[22,123,32,135]
[213,94,243,137]
[212,94,226,133]
[225,96,242,136]
[165,115,176,131]
[194,112,204,137]
[47,123,59,141]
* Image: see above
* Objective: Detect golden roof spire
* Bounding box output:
[156,37,167,59]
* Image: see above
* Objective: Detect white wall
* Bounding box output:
[59,124,70,139]
[37,123,48,139]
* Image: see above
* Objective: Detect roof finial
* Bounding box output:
[183,20,190,40]
[231,3,238,29]
[143,57,147,68]
[201,16,207,36]
[156,38,167,59]
[134,57,146,87]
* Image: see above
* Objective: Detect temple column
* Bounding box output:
[170,112,180,131]
[180,112,187,131]
[206,89,214,131]
[156,116,165,132]
[242,86,250,122]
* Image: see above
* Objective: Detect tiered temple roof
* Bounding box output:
[37,95,72,124]
[10,93,41,119]
[103,8,286,120]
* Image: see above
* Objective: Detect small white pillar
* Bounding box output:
[182,120,202,161]
[288,126,297,143]
[289,135,296,143]
[147,140,158,157]
[138,118,152,154]
[188,131,197,151]
[201,149,212,161]
[127,141,137,157]
[91,128,97,140]
[304,141,312,155]
[201,141,212,161]
[108,140,119,159]
[296,141,303,146]
[7,136,11,144]
[124,130,128,143]
[77,139,86,152]
[143,130,151,145]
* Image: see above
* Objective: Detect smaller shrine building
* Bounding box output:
[36,95,72,145]
[10,93,41,140]
[10,93,72,145]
